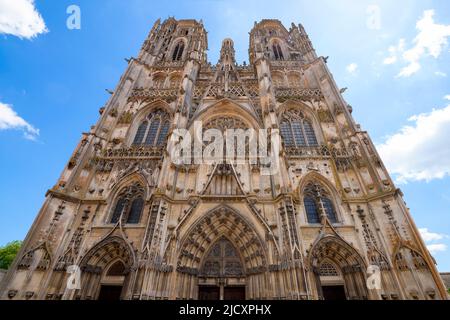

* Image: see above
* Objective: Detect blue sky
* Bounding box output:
[0,0,449,270]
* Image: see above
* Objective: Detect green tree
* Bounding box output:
[0,241,22,270]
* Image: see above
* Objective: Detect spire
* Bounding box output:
[152,18,161,31]
[297,23,315,54]
[214,38,239,85]
[218,38,236,67]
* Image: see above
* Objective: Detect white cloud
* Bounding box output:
[398,61,421,77]
[383,10,450,77]
[445,95,450,101]
[0,0,48,39]
[346,63,358,74]
[0,102,39,140]
[435,71,447,77]
[383,39,405,65]
[377,102,450,183]
[427,244,447,254]
[419,228,448,254]
[419,228,446,242]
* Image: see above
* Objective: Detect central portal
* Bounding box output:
[198,237,246,300]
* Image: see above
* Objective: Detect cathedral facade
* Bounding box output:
[0,18,447,300]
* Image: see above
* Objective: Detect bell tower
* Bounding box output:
[139,18,208,66]
[249,19,317,65]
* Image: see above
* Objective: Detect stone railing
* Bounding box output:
[275,87,323,102]
[153,60,185,68]
[102,146,165,159]
[128,88,179,103]
[284,146,327,158]
[270,60,304,68]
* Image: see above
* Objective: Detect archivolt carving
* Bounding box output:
[80,236,135,274]
[203,116,248,132]
[309,235,367,273]
[177,206,267,275]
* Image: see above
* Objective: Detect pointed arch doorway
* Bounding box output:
[318,261,346,300]
[77,236,134,300]
[97,261,127,301]
[309,236,369,300]
[198,237,246,300]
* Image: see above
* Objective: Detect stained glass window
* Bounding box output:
[303,182,339,224]
[110,184,145,225]
[280,121,294,146]
[145,118,160,145]
[280,111,319,148]
[304,196,320,223]
[304,121,318,146]
[133,121,148,145]
[322,197,337,223]
[111,198,126,224]
[132,110,170,147]
[156,121,170,146]
[127,197,144,224]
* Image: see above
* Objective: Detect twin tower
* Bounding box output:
[0,18,447,300]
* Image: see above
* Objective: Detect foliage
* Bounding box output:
[0,241,22,270]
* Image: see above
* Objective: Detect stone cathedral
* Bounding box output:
[0,18,447,301]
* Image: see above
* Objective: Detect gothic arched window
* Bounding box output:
[304,196,320,223]
[172,41,185,61]
[322,197,337,223]
[132,109,170,147]
[272,41,284,60]
[127,197,144,224]
[110,183,145,224]
[280,110,318,147]
[111,198,126,224]
[303,182,338,224]
[133,121,148,145]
